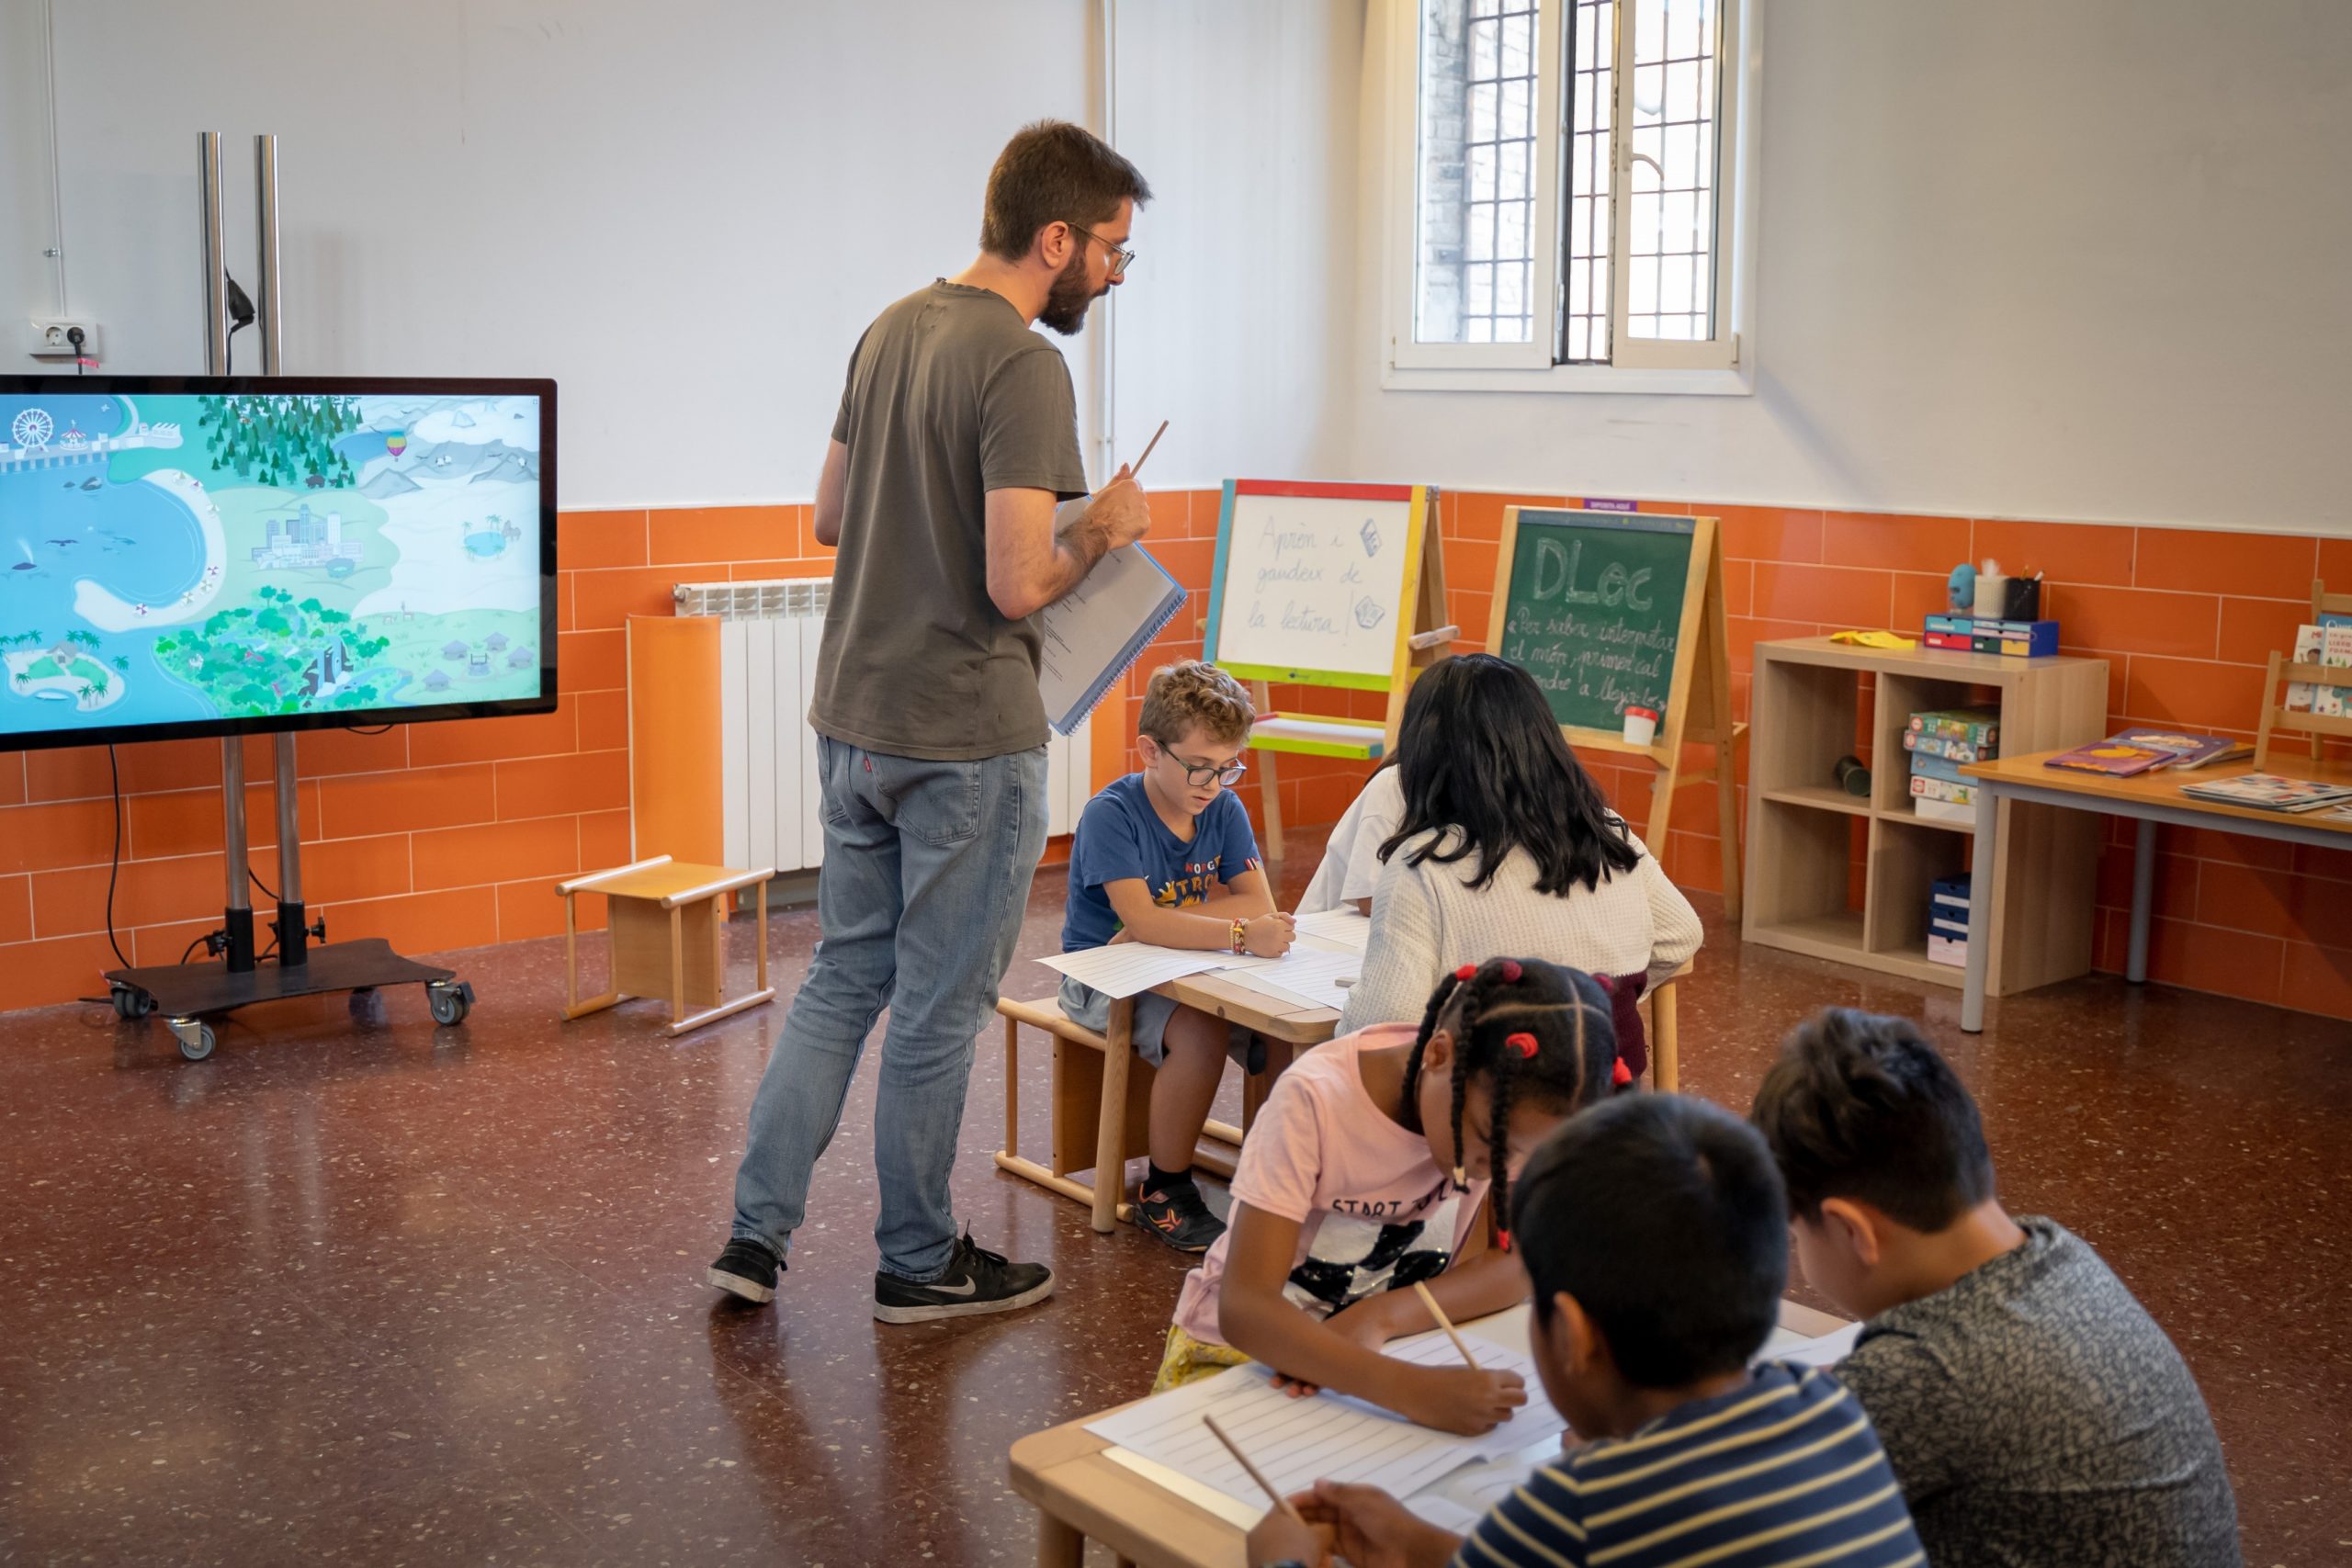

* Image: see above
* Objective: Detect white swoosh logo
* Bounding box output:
[930,1277,978,1297]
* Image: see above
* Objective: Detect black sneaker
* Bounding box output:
[1131,1177,1225,1254]
[707,1236,782,1304]
[872,1232,1055,1325]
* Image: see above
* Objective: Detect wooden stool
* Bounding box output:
[992,996,1266,1235]
[557,855,775,1036]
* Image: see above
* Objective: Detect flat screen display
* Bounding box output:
[0,377,556,751]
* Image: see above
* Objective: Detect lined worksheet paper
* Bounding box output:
[1293,908,1373,952]
[1035,944,1227,999]
[1215,946,1363,1012]
[1086,1331,1566,1514]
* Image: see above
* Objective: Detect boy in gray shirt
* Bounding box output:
[1751,1010,2240,1568]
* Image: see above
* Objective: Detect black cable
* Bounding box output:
[249,865,279,904]
[178,935,209,964]
[342,722,393,735]
[102,746,130,970]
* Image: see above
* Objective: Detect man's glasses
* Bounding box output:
[1070,224,1136,277]
[1162,750,1247,788]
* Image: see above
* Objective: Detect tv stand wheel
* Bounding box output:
[427,980,473,1027]
[110,984,155,1021]
[172,1020,217,1062]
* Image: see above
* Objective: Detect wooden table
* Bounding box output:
[1088,967,1343,1230]
[1957,750,2352,1032]
[1008,1299,1853,1568]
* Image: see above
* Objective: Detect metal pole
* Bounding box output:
[254,134,282,374]
[198,132,229,374]
[221,743,254,973]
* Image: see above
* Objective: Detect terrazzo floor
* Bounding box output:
[0,837,2345,1565]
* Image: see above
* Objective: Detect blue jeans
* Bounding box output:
[730,736,1049,1281]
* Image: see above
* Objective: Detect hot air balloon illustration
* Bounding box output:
[385,433,408,457]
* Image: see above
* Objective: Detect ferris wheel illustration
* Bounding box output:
[10,408,53,449]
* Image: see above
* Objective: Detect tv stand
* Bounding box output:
[105,734,474,1060]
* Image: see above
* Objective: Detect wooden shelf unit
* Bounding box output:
[1742,638,2110,995]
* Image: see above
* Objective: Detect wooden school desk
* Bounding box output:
[1007,1299,1854,1568]
[1956,750,2352,1032]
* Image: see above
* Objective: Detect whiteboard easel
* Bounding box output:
[1204,480,1454,860]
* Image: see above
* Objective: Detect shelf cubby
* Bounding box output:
[1743,638,2110,995]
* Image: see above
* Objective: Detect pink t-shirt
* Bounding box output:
[1172,1023,1487,1346]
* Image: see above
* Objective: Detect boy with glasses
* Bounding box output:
[1060,660,1295,1250]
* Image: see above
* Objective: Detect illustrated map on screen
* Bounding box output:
[0,391,542,739]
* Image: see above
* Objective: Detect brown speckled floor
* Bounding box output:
[0,838,2346,1565]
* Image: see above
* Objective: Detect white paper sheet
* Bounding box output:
[1293,908,1373,953]
[1214,946,1364,1011]
[1754,1319,1862,1369]
[1035,943,1227,999]
[1086,1331,1566,1516]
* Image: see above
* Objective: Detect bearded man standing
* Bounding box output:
[708,121,1153,1322]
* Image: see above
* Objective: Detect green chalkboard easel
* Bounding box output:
[1487,506,1744,919]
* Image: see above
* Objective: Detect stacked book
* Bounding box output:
[2042,729,2254,778]
[1928,874,1971,968]
[1905,708,1998,824]
[2178,773,2352,814]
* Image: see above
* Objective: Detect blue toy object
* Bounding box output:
[1946,563,1976,611]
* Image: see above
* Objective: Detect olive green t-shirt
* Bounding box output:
[808,281,1089,761]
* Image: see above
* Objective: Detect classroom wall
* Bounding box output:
[1345,0,2352,536]
[0,0,1358,502]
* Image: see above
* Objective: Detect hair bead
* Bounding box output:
[1499,959,1523,982]
[1612,1056,1634,1087]
[1507,1032,1538,1059]
[1454,964,1478,982]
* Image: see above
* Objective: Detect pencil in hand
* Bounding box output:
[1413,1281,1483,1371]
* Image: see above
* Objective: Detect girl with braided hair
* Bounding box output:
[1152,956,1623,1437]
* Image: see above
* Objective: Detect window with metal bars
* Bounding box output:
[1393,0,1747,382]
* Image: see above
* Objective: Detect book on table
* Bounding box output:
[2042,740,2175,778]
[2105,730,2253,770]
[2177,773,2352,813]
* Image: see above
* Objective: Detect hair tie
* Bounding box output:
[1496,1228,1513,1253]
[1611,1057,1634,1088]
[1506,1032,1538,1059]
[1498,959,1523,982]
[1452,1164,1467,1190]
[1453,964,1478,982]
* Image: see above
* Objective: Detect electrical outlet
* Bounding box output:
[27,319,100,361]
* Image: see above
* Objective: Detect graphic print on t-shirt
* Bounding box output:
[1283,1182,1461,1318]
[1150,852,1261,911]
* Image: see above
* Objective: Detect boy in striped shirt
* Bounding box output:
[1246,1095,1921,1568]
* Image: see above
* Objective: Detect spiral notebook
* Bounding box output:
[1036,544,1187,736]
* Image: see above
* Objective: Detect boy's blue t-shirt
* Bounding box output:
[1060,773,1263,952]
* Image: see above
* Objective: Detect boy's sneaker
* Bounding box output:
[1132,1176,1225,1254]
[707,1236,782,1304]
[873,1231,1055,1325]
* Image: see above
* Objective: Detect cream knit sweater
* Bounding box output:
[1335,824,1703,1033]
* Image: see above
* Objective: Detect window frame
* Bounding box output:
[1380,0,1760,396]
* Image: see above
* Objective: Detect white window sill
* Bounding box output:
[1380,361,1755,397]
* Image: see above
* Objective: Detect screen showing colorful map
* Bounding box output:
[0,386,549,748]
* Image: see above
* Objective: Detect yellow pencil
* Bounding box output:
[1202,1414,1308,1524]
[1413,1281,1482,1371]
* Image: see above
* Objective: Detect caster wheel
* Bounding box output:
[177,1024,216,1062]
[111,986,154,1021]
[428,987,469,1026]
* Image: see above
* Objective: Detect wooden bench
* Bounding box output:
[991,995,1266,1235]
[556,855,775,1036]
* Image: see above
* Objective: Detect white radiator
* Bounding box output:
[674,578,1094,874]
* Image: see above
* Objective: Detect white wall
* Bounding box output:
[1347,0,2352,536]
[0,0,1360,508]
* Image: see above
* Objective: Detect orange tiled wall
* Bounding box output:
[2,491,2346,1021]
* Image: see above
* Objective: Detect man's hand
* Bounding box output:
[1066,463,1149,558]
[1245,1507,1333,1567]
[1295,1483,1462,1568]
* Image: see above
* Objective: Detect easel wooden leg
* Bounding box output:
[1250,679,1284,861]
[1714,732,1743,923]
[1092,998,1134,1234]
